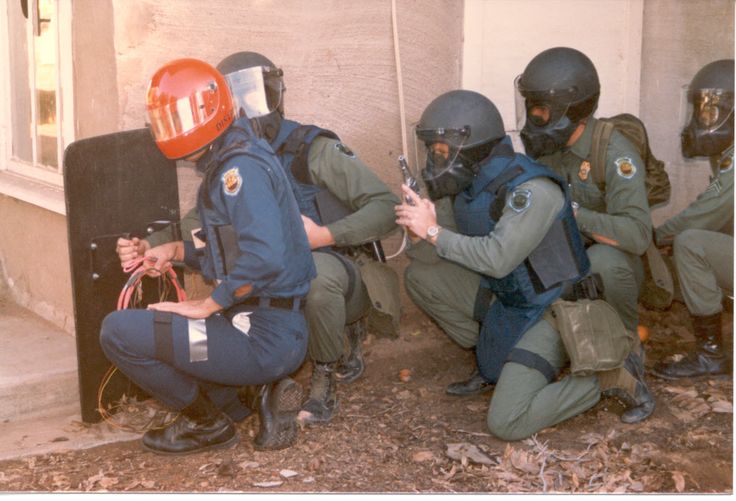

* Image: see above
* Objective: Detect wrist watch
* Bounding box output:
[426,225,441,244]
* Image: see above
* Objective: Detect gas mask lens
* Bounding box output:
[414,126,470,179]
[681,86,734,132]
[224,66,283,119]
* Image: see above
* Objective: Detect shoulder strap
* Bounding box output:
[589,119,616,193]
[487,165,525,222]
[279,125,339,185]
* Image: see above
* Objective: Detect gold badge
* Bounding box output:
[578,161,591,181]
[615,157,637,179]
[222,167,243,196]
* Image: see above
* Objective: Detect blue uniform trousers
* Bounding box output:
[100,305,307,421]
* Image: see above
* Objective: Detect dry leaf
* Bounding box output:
[412,450,435,462]
[446,442,494,465]
[253,480,283,488]
[279,469,299,478]
[710,400,733,413]
[672,471,685,492]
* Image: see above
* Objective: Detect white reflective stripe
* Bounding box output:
[187,319,208,362]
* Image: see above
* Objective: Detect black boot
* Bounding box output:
[335,319,366,383]
[297,361,338,425]
[253,378,303,451]
[446,369,493,396]
[652,312,731,379]
[601,350,655,424]
[142,391,237,455]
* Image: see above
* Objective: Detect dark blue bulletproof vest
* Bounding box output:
[453,137,590,383]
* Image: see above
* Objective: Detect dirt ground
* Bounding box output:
[0,296,732,494]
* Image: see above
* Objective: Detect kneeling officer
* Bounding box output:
[101,58,316,455]
[398,90,654,440]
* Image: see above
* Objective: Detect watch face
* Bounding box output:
[427,226,440,237]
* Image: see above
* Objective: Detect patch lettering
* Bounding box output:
[222,167,243,196]
[335,143,356,158]
[615,157,637,179]
[509,188,532,213]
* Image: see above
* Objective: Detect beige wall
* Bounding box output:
[640,0,735,225]
[0,196,73,331]
[112,0,465,212]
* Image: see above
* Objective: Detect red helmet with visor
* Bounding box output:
[146,58,235,160]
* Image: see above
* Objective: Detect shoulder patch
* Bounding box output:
[335,142,355,158]
[222,167,243,196]
[508,188,532,213]
[615,157,637,179]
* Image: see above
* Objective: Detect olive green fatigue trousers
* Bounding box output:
[587,243,645,333]
[487,317,602,441]
[306,251,370,363]
[673,229,734,317]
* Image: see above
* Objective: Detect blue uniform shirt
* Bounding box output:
[191,119,316,310]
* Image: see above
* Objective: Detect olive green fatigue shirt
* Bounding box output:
[655,145,734,246]
[433,177,564,276]
[536,117,652,255]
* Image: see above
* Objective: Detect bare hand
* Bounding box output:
[147,297,222,319]
[140,241,183,276]
[395,185,437,240]
[116,237,150,268]
[301,214,335,249]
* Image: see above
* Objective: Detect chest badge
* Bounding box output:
[222,167,243,196]
[578,160,591,181]
[509,188,532,213]
[615,157,637,179]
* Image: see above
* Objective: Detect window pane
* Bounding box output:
[35,0,58,168]
[8,0,32,164]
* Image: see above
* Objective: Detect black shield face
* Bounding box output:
[64,128,181,422]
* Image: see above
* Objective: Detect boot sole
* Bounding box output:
[253,378,303,451]
[141,431,239,456]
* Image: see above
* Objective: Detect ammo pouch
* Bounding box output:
[550,298,637,376]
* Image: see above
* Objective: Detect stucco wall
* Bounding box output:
[0,196,73,331]
[112,0,465,214]
[463,0,644,133]
[640,0,735,225]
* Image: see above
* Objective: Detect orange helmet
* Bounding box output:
[146,58,235,160]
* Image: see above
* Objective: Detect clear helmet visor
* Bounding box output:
[680,85,734,132]
[413,125,471,181]
[148,87,221,142]
[224,65,283,119]
[514,74,571,131]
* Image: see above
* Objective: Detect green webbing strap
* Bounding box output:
[589,119,616,194]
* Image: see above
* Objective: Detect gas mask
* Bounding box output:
[680,87,734,158]
[415,126,476,200]
[223,65,285,142]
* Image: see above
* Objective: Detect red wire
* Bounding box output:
[117,257,187,310]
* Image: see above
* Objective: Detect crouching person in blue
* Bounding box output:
[100,58,316,455]
[397,90,654,440]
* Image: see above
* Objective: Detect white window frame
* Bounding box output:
[0,0,74,215]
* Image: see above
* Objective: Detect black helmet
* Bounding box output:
[415,90,505,199]
[517,47,600,158]
[681,59,734,158]
[216,51,285,142]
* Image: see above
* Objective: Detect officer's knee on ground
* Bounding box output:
[486,406,529,442]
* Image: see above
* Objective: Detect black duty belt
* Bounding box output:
[238,296,306,312]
